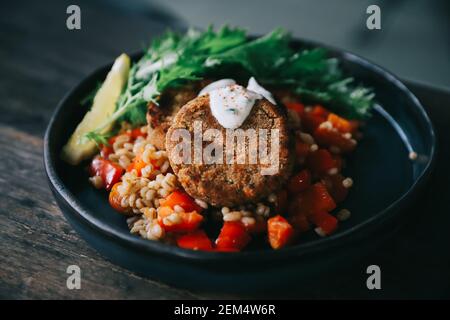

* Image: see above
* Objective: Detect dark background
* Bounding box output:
[0,0,449,299]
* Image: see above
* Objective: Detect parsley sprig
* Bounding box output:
[85,26,374,144]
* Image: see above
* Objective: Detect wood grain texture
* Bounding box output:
[1,0,450,300]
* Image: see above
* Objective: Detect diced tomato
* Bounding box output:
[89,156,124,190]
[274,189,288,214]
[267,215,295,249]
[158,206,204,233]
[159,190,203,212]
[285,102,305,117]
[295,141,310,159]
[176,230,213,251]
[108,183,131,214]
[322,174,349,203]
[314,126,356,153]
[287,170,311,194]
[289,213,310,232]
[216,222,251,251]
[327,113,352,133]
[311,210,338,235]
[306,149,337,176]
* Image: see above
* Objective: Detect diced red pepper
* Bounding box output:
[89,156,124,190]
[302,105,329,133]
[289,182,336,218]
[159,190,203,212]
[311,210,338,235]
[285,102,305,117]
[216,222,251,251]
[287,170,311,194]
[314,126,356,153]
[306,149,337,176]
[157,206,204,233]
[311,105,330,118]
[176,230,213,251]
[322,174,349,203]
[100,145,114,159]
[267,215,295,249]
[295,141,311,159]
[130,127,147,139]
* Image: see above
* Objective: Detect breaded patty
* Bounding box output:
[146,81,212,150]
[165,95,293,207]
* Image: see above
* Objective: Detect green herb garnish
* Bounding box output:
[85,25,374,142]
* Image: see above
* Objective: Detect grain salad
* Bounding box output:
[61,26,375,252]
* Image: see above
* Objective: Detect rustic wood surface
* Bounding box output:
[1,0,449,299]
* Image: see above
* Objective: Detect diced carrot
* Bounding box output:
[157,206,204,233]
[89,156,124,190]
[314,126,356,153]
[216,222,251,251]
[267,215,295,249]
[306,149,337,176]
[126,153,147,176]
[285,102,305,117]
[108,183,131,215]
[328,113,352,133]
[159,190,203,212]
[322,174,349,203]
[287,170,311,194]
[176,230,213,251]
[311,211,338,235]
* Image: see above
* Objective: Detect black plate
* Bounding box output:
[44,38,436,291]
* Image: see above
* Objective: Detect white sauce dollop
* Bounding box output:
[209,84,262,129]
[201,77,276,129]
[247,77,276,105]
[198,79,236,96]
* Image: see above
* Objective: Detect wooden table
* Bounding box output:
[1,0,449,299]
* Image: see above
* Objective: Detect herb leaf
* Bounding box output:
[84,25,375,142]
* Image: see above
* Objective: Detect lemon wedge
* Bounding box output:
[61,54,130,165]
